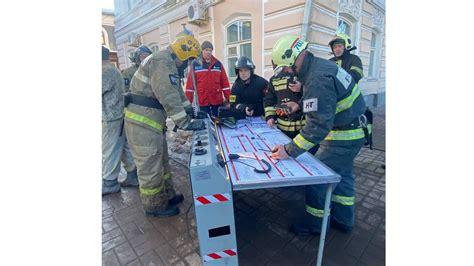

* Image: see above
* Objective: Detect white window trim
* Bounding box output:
[147,42,160,53]
[368,28,382,79]
[224,17,252,79]
[102,27,110,48]
[336,12,360,56]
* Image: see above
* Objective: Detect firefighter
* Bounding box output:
[270,35,367,235]
[229,56,268,118]
[329,33,373,148]
[264,61,305,139]
[121,45,152,92]
[328,33,364,83]
[123,35,205,218]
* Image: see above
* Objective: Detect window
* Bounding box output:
[226,20,252,78]
[337,19,352,37]
[149,43,160,53]
[368,32,379,77]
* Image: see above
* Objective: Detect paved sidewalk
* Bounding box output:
[102,106,386,266]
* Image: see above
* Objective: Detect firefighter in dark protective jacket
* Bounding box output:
[328,33,364,83]
[270,35,367,236]
[264,65,305,139]
[229,56,269,118]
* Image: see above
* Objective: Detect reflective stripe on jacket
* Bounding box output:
[285,52,367,157]
[125,48,190,132]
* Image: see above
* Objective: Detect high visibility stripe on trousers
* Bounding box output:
[139,173,171,196]
[125,110,163,132]
[306,205,330,218]
[331,194,355,206]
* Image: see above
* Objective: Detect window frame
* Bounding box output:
[368,29,382,78]
[336,12,360,56]
[224,19,252,79]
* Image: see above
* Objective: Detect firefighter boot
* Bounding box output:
[145,205,179,218]
[168,194,184,205]
[290,223,321,236]
[330,219,353,233]
[102,179,121,195]
[120,168,139,187]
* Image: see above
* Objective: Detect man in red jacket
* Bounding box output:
[185,41,231,117]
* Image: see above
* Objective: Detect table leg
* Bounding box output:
[316,183,333,266]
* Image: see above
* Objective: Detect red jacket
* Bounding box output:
[185,55,231,106]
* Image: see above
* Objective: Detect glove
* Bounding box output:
[275,109,286,117]
[183,118,206,131]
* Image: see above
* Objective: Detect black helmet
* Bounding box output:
[234,56,255,75]
[129,45,153,65]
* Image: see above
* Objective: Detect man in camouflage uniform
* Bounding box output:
[121,45,152,92]
[124,35,205,217]
[102,46,137,195]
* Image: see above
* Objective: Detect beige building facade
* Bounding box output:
[113,0,385,106]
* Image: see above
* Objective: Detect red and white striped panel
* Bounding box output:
[194,193,231,206]
[203,249,237,262]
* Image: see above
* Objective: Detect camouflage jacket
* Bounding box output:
[121,65,139,93]
[125,48,192,133]
[102,63,124,122]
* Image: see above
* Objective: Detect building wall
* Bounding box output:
[102,9,117,51]
[113,0,385,106]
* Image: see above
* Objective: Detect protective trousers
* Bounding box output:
[304,138,364,230]
[124,121,176,212]
[102,119,136,181]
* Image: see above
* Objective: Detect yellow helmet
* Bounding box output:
[271,35,309,68]
[328,33,354,51]
[170,35,201,61]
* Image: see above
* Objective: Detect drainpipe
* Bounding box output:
[301,0,313,40]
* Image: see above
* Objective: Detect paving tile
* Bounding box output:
[139,250,164,266]
[103,235,127,253]
[150,217,181,241]
[175,242,195,258]
[154,243,181,265]
[344,234,371,259]
[183,251,202,266]
[365,212,383,227]
[103,249,120,266]
[264,244,314,266]
[238,244,267,266]
[103,228,123,243]
[169,260,186,266]
[103,216,120,232]
[115,241,138,265]
[359,243,385,265]
[126,259,143,266]
[322,253,358,266]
